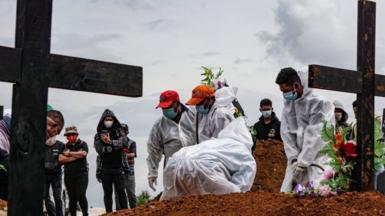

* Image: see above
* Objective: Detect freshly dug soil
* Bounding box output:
[108,191,385,216]
[251,140,286,192]
[106,140,385,215]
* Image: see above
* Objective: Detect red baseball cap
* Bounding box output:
[156,90,180,109]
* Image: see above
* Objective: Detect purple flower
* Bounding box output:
[294,184,305,197]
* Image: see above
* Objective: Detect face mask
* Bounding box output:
[104,120,113,128]
[283,90,297,101]
[262,110,272,118]
[196,105,209,114]
[335,113,343,121]
[162,107,178,119]
[67,135,78,144]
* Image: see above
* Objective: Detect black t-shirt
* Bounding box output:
[45,140,65,175]
[64,139,89,174]
[101,148,123,170]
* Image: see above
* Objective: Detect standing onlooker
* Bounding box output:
[44,110,65,216]
[61,126,89,216]
[252,98,281,149]
[115,123,137,209]
[0,115,11,200]
[94,109,128,212]
[333,100,350,131]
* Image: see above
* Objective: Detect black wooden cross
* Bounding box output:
[0,106,3,121]
[0,1,142,215]
[308,0,376,191]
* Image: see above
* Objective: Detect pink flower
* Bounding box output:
[322,169,334,180]
[319,185,337,197]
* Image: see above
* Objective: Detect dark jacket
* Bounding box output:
[335,110,352,139]
[94,109,129,173]
[253,112,282,142]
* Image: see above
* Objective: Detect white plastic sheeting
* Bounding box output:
[161,117,256,200]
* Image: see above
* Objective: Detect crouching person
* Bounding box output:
[161,117,256,200]
[45,110,65,216]
[61,126,89,216]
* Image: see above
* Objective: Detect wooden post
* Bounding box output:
[355,0,376,191]
[8,0,52,215]
[0,106,3,120]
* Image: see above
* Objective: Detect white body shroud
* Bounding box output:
[161,117,256,200]
[280,71,334,192]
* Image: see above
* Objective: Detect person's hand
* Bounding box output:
[63,149,70,157]
[292,162,306,184]
[101,134,111,144]
[148,176,157,191]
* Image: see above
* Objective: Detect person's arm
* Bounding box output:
[59,154,77,164]
[69,141,88,159]
[68,151,87,159]
[146,122,163,178]
[298,100,333,167]
[280,111,299,164]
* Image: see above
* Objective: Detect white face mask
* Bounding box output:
[104,120,113,128]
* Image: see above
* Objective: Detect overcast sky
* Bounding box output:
[1,0,385,208]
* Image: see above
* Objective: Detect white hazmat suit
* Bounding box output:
[280,71,334,192]
[161,117,256,200]
[146,109,192,181]
[179,86,236,147]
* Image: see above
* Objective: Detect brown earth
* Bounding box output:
[106,140,385,216]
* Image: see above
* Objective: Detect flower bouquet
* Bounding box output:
[319,121,356,194]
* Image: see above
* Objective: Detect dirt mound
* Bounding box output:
[109,191,385,216]
[106,140,385,215]
[251,140,286,192]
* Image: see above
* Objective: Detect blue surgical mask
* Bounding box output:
[162,107,178,119]
[196,105,209,114]
[283,90,298,101]
[262,110,272,118]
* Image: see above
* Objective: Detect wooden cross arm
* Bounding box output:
[49,54,142,97]
[0,46,21,83]
[0,46,143,97]
[309,64,385,97]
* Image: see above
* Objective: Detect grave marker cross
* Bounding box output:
[308,0,377,191]
[0,1,143,215]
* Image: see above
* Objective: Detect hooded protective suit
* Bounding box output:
[280,71,334,192]
[146,109,193,179]
[179,87,236,147]
[161,117,256,200]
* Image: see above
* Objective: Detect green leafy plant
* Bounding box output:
[374,118,385,173]
[200,66,225,88]
[137,190,151,206]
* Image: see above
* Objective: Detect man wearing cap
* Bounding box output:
[146,90,189,191]
[179,85,235,146]
[44,110,66,216]
[61,126,89,216]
